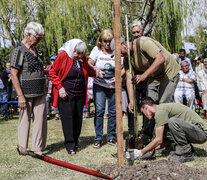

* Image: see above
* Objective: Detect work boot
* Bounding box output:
[168,153,194,163]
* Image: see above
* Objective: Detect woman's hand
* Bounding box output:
[109,77,115,85]
[18,95,26,110]
[59,87,67,100]
[95,69,105,78]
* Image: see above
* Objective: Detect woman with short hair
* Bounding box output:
[10,22,47,155]
[49,39,95,155]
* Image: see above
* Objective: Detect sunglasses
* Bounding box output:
[33,35,43,41]
[103,40,111,43]
[132,31,141,34]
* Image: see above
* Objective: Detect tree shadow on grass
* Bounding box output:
[45,135,95,155]
[45,131,130,155]
[45,141,65,155]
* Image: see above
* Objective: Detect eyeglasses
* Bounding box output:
[33,35,43,41]
[103,40,111,43]
[132,31,140,34]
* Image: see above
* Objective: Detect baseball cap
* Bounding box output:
[50,56,56,61]
[193,56,201,61]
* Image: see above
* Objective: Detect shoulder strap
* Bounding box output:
[136,38,142,62]
[135,37,144,69]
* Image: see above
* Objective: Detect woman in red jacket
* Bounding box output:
[49,39,95,155]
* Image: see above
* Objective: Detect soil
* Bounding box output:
[94,159,207,180]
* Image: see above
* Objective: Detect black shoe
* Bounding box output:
[47,115,50,120]
[4,116,8,121]
[107,139,117,145]
[75,146,80,151]
[93,140,102,148]
[17,145,27,156]
[168,153,194,163]
[68,149,76,155]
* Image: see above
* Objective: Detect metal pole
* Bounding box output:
[114,0,124,167]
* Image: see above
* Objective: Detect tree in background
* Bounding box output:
[194,25,207,59]
[0,0,206,65]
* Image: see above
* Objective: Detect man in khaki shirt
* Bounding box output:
[126,97,207,163]
[122,36,180,138]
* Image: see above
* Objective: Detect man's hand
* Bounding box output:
[126,149,143,160]
[59,87,67,100]
[132,74,147,85]
[128,101,134,113]
[18,95,26,110]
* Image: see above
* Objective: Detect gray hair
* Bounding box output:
[24,22,44,37]
[130,19,144,31]
[204,58,207,62]
[74,42,87,53]
[181,60,189,66]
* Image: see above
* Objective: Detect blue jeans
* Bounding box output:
[0,90,8,116]
[46,95,59,114]
[93,84,116,141]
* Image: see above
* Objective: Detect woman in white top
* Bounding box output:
[88,29,116,148]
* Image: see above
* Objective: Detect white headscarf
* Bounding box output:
[58,39,83,59]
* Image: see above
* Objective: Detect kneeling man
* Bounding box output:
[130,97,207,163]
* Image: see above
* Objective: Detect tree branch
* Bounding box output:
[144,1,163,36]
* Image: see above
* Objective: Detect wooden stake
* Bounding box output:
[114,0,124,167]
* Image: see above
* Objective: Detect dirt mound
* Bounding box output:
[95,159,207,180]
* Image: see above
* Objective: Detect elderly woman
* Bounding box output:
[10,22,47,155]
[88,29,117,148]
[49,39,95,155]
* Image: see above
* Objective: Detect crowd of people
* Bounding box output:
[3,20,207,163]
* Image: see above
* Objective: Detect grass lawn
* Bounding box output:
[0,114,207,180]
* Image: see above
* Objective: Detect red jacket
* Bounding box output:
[49,51,95,107]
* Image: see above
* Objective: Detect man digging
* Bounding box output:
[126,97,207,163]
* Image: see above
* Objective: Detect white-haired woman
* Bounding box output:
[49,39,95,155]
[10,22,47,156]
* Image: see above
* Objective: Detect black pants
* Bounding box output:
[128,87,155,138]
[58,95,85,151]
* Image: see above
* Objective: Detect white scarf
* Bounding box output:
[58,39,83,62]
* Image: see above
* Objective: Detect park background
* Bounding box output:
[0,0,207,179]
[0,0,207,66]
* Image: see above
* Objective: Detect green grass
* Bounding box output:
[0,115,207,180]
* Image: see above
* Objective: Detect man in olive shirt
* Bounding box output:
[122,36,180,138]
[129,97,207,163]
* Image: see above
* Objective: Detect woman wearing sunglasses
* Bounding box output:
[88,29,117,148]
